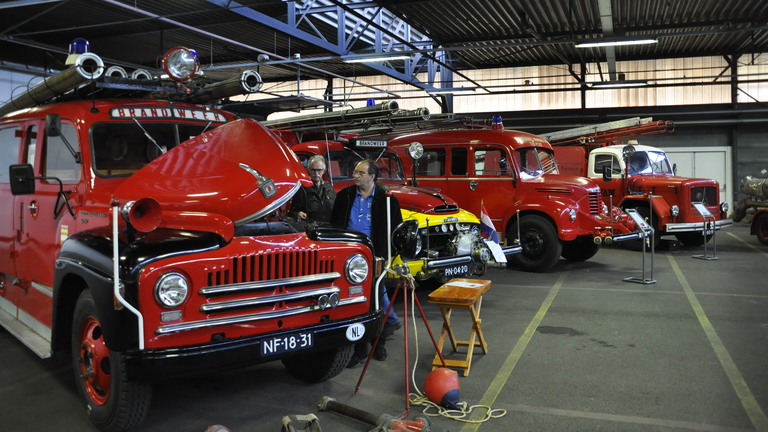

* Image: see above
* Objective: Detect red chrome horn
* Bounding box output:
[121,198,163,233]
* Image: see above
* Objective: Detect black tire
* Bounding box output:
[506,215,562,272]
[675,231,713,246]
[282,345,353,383]
[561,235,601,262]
[71,290,152,432]
[755,213,768,245]
[622,206,661,251]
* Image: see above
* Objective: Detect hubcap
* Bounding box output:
[78,316,111,405]
[520,229,545,258]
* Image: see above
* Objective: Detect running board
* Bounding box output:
[0,299,52,358]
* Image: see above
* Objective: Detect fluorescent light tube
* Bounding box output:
[575,38,658,48]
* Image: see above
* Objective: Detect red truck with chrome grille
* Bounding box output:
[390,116,631,272]
[0,48,382,432]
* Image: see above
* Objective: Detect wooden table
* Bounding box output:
[427,278,491,376]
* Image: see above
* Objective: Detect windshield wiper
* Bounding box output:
[132,118,166,155]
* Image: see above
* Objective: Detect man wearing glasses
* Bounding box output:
[331,159,403,368]
[290,155,336,224]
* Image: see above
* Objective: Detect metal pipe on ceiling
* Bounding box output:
[99,0,399,98]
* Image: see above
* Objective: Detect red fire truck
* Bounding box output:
[547,118,732,247]
[270,122,520,287]
[0,47,384,432]
[390,116,633,272]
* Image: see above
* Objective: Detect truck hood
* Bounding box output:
[628,175,718,188]
[113,118,309,226]
[388,184,460,214]
[537,174,600,193]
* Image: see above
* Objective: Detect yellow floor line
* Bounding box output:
[460,269,569,432]
[668,254,768,432]
[726,232,768,259]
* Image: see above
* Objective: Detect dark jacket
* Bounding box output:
[330,182,403,258]
[289,181,336,223]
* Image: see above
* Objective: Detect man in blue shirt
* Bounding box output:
[331,159,403,368]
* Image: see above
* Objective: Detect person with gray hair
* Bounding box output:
[289,154,336,223]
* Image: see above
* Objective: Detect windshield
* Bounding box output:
[91,122,213,177]
[627,151,673,175]
[514,147,559,179]
[325,149,405,182]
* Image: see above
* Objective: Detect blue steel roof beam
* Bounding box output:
[325,0,487,92]
[204,0,440,92]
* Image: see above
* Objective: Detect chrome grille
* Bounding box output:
[690,186,718,206]
[207,250,334,285]
[588,192,601,214]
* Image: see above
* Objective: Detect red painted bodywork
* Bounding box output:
[389,128,619,242]
[1,98,375,353]
[287,139,464,215]
[554,145,730,235]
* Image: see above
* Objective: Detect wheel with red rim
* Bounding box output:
[71,290,152,432]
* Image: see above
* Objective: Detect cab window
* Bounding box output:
[0,126,22,184]
[415,149,445,176]
[450,148,467,176]
[474,148,509,176]
[44,122,80,183]
[593,154,620,176]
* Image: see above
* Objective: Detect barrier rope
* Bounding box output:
[399,273,507,424]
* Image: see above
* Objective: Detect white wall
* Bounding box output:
[659,146,733,211]
[0,69,45,105]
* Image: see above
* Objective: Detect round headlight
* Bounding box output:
[408,142,424,160]
[670,205,680,217]
[345,254,369,284]
[163,47,200,81]
[568,208,577,222]
[154,272,189,308]
[720,202,729,213]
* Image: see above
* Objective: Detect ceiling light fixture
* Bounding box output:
[342,54,412,63]
[575,38,658,48]
[589,80,649,88]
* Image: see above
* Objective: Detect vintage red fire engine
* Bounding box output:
[271,120,520,287]
[0,47,384,432]
[547,118,732,247]
[390,116,634,272]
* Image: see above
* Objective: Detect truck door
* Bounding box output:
[445,146,514,238]
[14,121,81,324]
[0,125,22,286]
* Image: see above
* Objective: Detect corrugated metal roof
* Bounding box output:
[1,0,766,88]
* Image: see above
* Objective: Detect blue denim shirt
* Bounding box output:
[347,186,374,237]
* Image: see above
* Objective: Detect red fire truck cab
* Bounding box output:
[554,142,732,247]
[390,117,628,272]
[0,48,382,432]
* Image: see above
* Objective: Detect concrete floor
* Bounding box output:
[2,223,767,432]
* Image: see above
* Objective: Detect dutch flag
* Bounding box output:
[480,201,499,243]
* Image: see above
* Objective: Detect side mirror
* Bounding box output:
[673,163,677,175]
[391,219,420,260]
[9,164,36,195]
[45,114,61,137]
[602,165,612,182]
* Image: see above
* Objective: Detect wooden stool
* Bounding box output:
[428,278,491,376]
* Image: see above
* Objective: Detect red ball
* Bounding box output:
[424,368,460,409]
